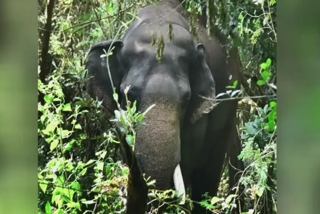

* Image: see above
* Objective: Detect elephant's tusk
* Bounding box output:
[173,164,186,205]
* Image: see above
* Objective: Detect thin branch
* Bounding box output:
[200,94,276,102]
[38,3,139,34]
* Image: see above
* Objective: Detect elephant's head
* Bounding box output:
[85,34,215,207]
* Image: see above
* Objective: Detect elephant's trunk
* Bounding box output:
[134,97,181,190]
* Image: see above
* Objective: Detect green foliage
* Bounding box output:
[188,0,277,213]
[38,0,277,213]
[199,193,238,213]
[237,100,277,213]
[111,85,155,149]
[257,58,272,86]
[210,0,277,95]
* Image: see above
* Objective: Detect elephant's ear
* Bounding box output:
[189,43,216,123]
[85,40,124,114]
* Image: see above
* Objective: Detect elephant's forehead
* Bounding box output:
[123,22,195,54]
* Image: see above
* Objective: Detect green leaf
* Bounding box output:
[63,140,76,152]
[54,194,63,208]
[121,167,129,176]
[270,101,277,107]
[84,159,95,167]
[45,201,51,214]
[62,103,72,112]
[43,120,59,135]
[81,199,96,204]
[61,129,73,138]
[44,136,54,143]
[105,165,112,177]
[53,98,61,102]
[270,0,276,5]
[260,63,267,69]
[39,181,48,193]
[96,100,103,108]
[96,162,104,171]
[64,188,75,201]
[80,168,87,176]
[113,93,118,102]
[71,181,81,191]
[77,161,84,169]
[119,115,126,126]
[38,173,44,180]
[225,194,236,204]
[50,139,59,151]
[233,80,238,87]
[265,58,272,67]
[260,59,271,70]
[53,209,63,214]
[211,196,221,205]
[257,80,265,86]
[245,123,257,134]
[56,175,65,185]
[44,94,54,104]
[238,13,243,20]
[74,124,82,129]
[200,200,214,209]
[147,179,156,187]
[257,186,265,197]
[47,158,57,167]
[136,114,144,123]
[98,150,107,159]
[268,121,276,132]
[261,70,270,80]
[131,101,137,114]
[107,6,115,13]
[126,135,134,146]
[67,202,81,210]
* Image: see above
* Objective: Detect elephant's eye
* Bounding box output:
[184,91,191,101]
[181,90,191,108]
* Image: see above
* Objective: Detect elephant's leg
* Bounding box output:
[191,133,229,214]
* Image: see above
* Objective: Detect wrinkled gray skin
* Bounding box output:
[85,1,242,213]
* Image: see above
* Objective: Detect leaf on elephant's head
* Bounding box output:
[156,33,165,62]
[150,30,156,46]
[168,22,174,41]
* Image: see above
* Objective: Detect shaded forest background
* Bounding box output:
[37,0,277,213]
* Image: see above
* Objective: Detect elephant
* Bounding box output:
[85,0,243,213]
